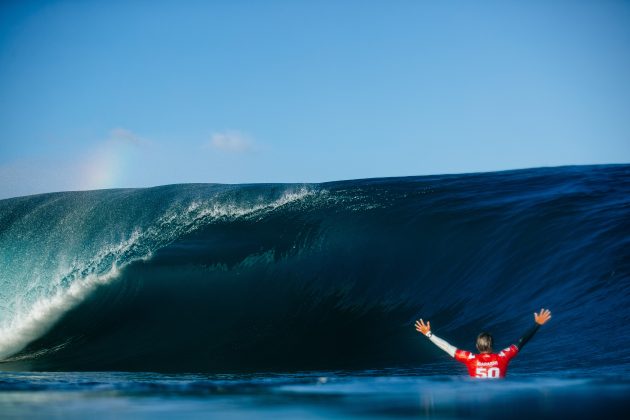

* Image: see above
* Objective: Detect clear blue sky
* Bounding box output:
[1,0,629,199]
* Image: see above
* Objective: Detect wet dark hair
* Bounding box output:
[476,332,493,353]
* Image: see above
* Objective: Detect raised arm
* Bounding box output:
[415,319,457,357]
[515,308,552,350]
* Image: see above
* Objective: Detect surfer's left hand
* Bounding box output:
[415,319,431,336]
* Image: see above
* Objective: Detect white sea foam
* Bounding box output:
[0,188,315,360]
[0,268,120,359]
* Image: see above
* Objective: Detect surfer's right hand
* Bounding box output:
[415,319,431,336]
[534,308,552,325]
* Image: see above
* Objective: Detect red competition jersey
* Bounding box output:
[454,345,519,378]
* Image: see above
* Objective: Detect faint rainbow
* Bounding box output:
[79,137,135,190]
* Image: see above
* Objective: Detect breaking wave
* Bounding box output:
[0,165,628,373]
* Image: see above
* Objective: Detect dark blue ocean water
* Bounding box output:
[1,164,629,417]
[1,369,629,419]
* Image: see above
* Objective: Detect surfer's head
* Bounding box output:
[476,332,493,353]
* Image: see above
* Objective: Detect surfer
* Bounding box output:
[415,308,552,378]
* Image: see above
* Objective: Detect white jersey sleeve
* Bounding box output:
[426,332,457,358]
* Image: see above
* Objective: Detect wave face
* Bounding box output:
[1,165,629,373]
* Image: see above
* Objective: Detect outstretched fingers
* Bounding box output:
[415,318,431,335]
[534,308,552,325]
